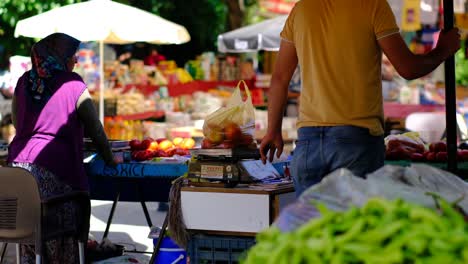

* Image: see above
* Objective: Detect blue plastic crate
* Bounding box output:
[187,234,255,264]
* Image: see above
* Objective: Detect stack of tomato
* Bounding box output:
[201,122,256,149]
[386,138,468,162]
[424,141,468,162]
[129,137,195,161]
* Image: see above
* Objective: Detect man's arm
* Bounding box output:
[260,39,298,163]
[379,28,460,80]
[267,40,298,134]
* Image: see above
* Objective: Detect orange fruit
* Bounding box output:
[159,140,174,151]
[224,122,242,142]
[148,141,159,151]
[181,138,195,149]
[172,137,184,146]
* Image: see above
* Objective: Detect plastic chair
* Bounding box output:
[0,167,90,264]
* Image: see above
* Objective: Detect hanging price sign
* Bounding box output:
[402,0,422,31]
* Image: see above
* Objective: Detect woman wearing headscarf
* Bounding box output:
[7,33,115,263]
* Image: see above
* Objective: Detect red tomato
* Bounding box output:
[174,147,190,156]
[129,139,142,150]
[460,150,468,161]
[132,150,147,161]
[154,150,169,158]
[426,152,437,162]
[436,151,448,162]
[140,139,152,150]
[435,141,447,152]
[410,153,424,162]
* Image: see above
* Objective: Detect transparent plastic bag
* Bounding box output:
[367,164,468,212]
[201,80,256,149]
[274,169,368,232]
[274,164,468,232]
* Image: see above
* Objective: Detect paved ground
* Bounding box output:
[1,200,166,263]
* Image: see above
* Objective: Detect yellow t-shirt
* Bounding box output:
[280,0,399,135]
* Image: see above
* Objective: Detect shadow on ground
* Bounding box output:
[91,201,166,227]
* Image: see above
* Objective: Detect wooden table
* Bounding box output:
[180,183,296,236]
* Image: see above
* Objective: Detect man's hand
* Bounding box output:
[259,131,284,164]
[379,28,461,80]
[435,27,461,60]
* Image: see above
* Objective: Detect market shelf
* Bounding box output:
[108,110,166,121]
[123,80,256,97]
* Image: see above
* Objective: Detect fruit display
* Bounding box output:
[201,122,256,149]
[424,141,468,162]
[129,137,195,161]
[385,132,468,162]
[243,198,468,264]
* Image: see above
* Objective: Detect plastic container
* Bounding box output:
[187,234,255,264]
[153,237,187,264]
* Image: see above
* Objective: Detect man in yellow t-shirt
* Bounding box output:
[260,0,460,196]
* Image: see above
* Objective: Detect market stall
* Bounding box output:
[14,0,191,123]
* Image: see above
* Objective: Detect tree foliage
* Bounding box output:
[0,0,83,68]
[145,0,228,66]
[0,0,257,70]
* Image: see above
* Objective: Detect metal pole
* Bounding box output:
[99,40,105,124]
[444,0,457,172]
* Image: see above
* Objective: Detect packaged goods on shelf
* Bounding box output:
[165,111,192,127]
[191,92,224,120]
[218,55,240,81]
[169,126,203,139]
[104,117,144,140]
[185,60,204,80]
[142,121,170,140]
[116,91,147,115]
[255,73,271,88]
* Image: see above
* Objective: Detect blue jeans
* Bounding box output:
[290,126,385,196]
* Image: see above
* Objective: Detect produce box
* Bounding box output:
[187,234,255,264]
[85,156,188,179]
[85,156,186,202]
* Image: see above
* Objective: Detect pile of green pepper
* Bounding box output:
[243,198,468,264]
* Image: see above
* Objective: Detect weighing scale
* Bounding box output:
[188,148,261,187]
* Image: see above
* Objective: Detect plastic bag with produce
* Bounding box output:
[202,80,256,149]
[385,132,427,160]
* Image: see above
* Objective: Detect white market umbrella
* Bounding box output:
[217,15,287,53]
[14,0,191,122]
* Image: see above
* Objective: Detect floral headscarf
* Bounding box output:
[29,32,80,102]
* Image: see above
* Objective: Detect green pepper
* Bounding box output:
[306,238,325,252]
[429,238,456,254]
[406,236,428,255]
[358,220,405,244]
[296,213,334,238]
[409,207,446,232]
[335,218,365,245]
